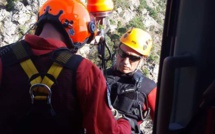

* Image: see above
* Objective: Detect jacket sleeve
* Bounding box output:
[76,59,131,134]
[148,87,157,120]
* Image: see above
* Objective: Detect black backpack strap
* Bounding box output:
[51,48,83,71]
[51,48,83,91]
[0,40,33,67]
[13,45,83,134]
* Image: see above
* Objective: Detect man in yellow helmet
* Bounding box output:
[0,0,132,133]
[106,28,157,133]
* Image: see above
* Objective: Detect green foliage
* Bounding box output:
[98,24,105,30]
[110,34,120,40]
[110,34,120,46]
[125,16,145,30]
[112,0,130,9]
[6,0,28,11]
[137,0,160,21]
[148,53,159,64]
[21,0,28,6]
[6,0,16,11]
[109,19,116,25]
[18,25,27,35]
[142,68,150,77]
[117,28,127,34]
[117,21,122,28]
[147,7,158,20]
[137,0,147,11]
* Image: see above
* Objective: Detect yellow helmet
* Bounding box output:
[120,28,153,57]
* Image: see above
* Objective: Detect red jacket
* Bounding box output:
[0,34,131,134]
[148,87,157,120]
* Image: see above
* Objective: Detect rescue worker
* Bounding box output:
[0,0,132,134]
[106,28,157,133]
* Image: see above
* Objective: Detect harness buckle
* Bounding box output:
[29,83,52,104]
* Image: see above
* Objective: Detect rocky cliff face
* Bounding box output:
[0,0,45,45]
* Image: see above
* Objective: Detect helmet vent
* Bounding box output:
[62,20,73,28]
[42,6,63,19]
[123,33,128,38]
[131,41,136,44]
[143,45,147,50]
[44,6,50,14]
[68,29,75,35]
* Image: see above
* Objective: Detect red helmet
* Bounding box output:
[35,0,96,49]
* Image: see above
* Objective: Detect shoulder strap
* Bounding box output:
[51,48,83,71]
[11,41,83,83]
[0,40,34,67]
[11,41,83,103]
[8,41,84,134]
[10,41,62,103]
[51,48,83,92]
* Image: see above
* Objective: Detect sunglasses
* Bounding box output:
[118,47,142,62]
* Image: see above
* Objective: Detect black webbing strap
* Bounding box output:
[10,42,84,103]
[51,48,83,92]
[1,40,34,67]
[51,48,83,71]
[10,41,84,134]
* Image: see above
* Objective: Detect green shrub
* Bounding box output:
[6,0,15,11]
[142,68,150,77]
[113,0,130,9]
[137,0,147,11]
[117,28,127,34]
[125,16,145,30]
[148,54,159,64]
[19,25,27,35]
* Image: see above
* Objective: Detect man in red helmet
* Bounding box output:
[106,28,157,134]
[0,0,131,134]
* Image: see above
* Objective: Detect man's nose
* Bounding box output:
[123,57,130,64]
